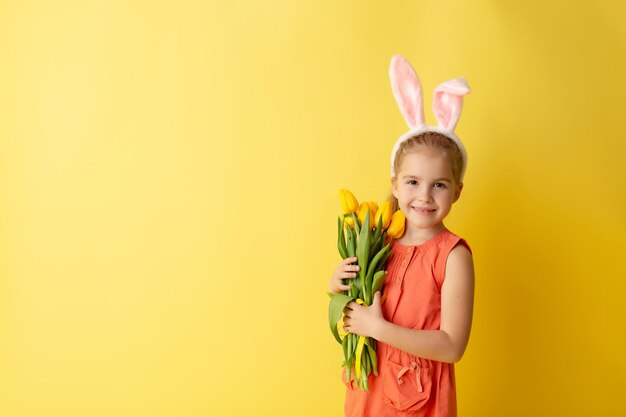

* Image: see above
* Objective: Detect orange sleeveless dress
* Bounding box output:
[343,228,472,417]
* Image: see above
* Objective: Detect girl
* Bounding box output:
[328,55,475,417]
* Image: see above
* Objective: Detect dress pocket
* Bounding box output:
[382,357,433,413]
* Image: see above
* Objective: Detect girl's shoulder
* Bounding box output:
[446,230,472,256]
[435,231,473,290]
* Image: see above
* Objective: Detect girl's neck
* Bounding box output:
[398,223,447,246]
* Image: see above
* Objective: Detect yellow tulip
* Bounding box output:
[357,202,377,228]
[387,210,406,238]
[339,189,359,214]
[367,201,378,222]
[375,201,393,229]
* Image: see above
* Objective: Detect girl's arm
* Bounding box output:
[343,244,475,364]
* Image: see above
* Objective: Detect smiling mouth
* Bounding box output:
[411,206,436,214]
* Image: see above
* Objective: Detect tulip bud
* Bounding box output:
[344,215,355,228]
[386,210,406,238]
[357,202,377,229]
[339,189,359,214]
[367,202,378,224]
[375,201,393,230]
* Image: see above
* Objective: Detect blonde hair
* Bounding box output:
[387,131,464,212]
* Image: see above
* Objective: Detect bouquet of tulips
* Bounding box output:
[328,189,406,391]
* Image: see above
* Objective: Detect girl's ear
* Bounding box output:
[391,177,399,199]
[432,78,471,131]
[452,181,464,203]
[389,55,425,129]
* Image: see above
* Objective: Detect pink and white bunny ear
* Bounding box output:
[389,55,425,129]
[432,78,471,131]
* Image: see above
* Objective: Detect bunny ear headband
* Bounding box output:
[389,54,471,181]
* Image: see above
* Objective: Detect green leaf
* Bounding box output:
[351,278,362,296]
[337,216,348,259]
[341,332,349,364]
[356,209,371,298]
[366,241,392,280]
[372,214,383,246]
[372,270,387,295]
[347,331,353,360]
[362,362,369,391]
[346,226,355,258]
[328,293,355,344]
[352,212,361,236]
[364,241,391,303]
[369,234,382,260]
[379,240,393,266]
[365,338,378,376]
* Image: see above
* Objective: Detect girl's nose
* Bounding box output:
[418,187,433,202]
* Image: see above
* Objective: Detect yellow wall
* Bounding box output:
[1,1,625,416]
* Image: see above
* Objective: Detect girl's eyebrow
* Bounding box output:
[402,175,452,183]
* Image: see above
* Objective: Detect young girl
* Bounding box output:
[328,55,475,417]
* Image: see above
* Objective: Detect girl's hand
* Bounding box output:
[343,291,386,339]
[328,256,360,294]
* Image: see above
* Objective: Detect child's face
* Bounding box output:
[392,147,463,232]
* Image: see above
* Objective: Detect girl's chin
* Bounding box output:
[406,219,445,231]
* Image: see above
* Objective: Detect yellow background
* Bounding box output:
[1,1,625,416]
